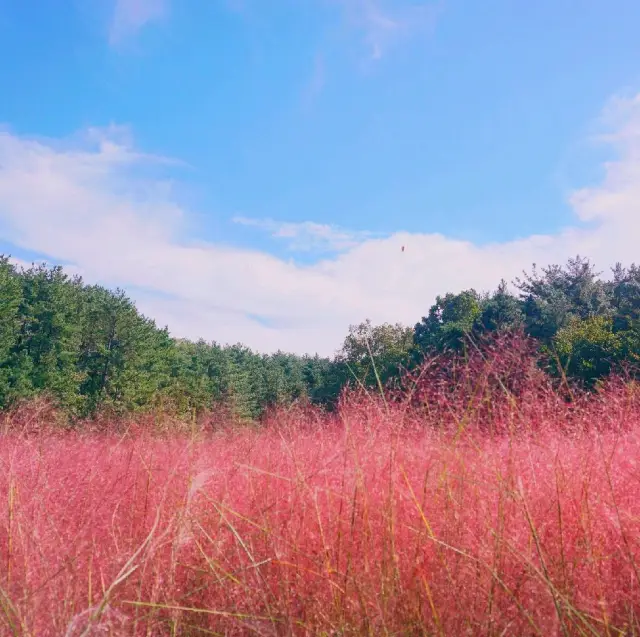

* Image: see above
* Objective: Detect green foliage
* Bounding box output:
[76,286,173,414]
[0,257,22,406]
[0,257,340,421]
[166,339,231,414]
[337,319,413,390]
[413,290,481,354]
[7,264,85,411]
[478,280,524,333]
[515,256,612,341]
[3,253,640,422]
[553,316,621,384]
[611,263,640,332]
[410,256,640,387]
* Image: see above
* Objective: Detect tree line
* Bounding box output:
[1,254,639,421]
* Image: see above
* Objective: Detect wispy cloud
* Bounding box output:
[109,0,167,45]
[224,1,440,62]
[302,54,327,106]
[1,93,640,355]
[338,0,441,60]
[233,216,376,252]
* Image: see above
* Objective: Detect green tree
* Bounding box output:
[515,256,612,342]
[224,344,264,420]
[9,264,84,411]
[338,319,413,389]
[262,351,308,406]
[413,290,481,354]
[0,258,23,406]
[611,263,640,332]
[301,354,340,405]
[76,286,173,415]
[553,316,621,384]
[478,280,524,333]
[167,339,231,414]
[0,255,343,420]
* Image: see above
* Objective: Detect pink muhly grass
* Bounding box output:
[1,336,640,635]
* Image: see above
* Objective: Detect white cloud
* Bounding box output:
[7,256,35,271]
[338,0,441,60]
[1,93,640,355]
[109,0,167,45]
[232,216,377,253]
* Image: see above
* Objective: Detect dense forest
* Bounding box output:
[1,254,639,421]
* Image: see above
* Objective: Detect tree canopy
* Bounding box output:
[1,254,639,422]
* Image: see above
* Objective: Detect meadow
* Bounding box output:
[2,338,640,636]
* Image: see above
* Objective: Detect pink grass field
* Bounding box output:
[3,343,640,636]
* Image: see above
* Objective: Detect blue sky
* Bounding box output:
[1,0,640,354]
